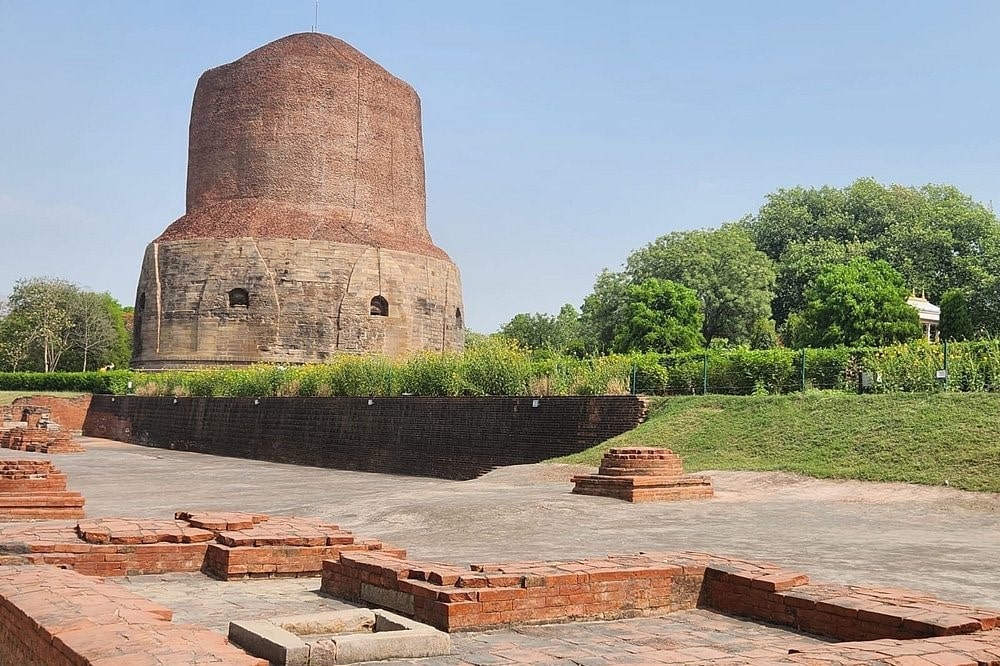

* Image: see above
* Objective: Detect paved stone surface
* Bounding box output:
[120,573,362,632]
[3,437,995,608]
[3,437,999,664]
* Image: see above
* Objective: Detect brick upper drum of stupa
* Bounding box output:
[131,32,464,369]
[571,447,713,502]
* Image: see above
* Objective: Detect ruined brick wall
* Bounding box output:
[83,396,645,480]
[0,566,265,665]
[10,395,92,433]
[132,32,463,368]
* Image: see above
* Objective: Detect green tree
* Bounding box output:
[0,313,34,371]
[939,288,974,342]
[63,292,132,371]
[0,279,132,372]
[0,278,78,372]
[624,225,776,345]
[787,258,921,348]
[500,312,562,350]
[580,270,630,354]
[745,178,1000,332]
[499,303,584,353]
[612,278,704,353]
[771,239,871,326]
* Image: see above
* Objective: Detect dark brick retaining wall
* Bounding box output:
[83,396,645,480]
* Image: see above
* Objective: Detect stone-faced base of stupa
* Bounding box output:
[571,447,713,502]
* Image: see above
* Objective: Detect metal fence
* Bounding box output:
[627,341,997,396]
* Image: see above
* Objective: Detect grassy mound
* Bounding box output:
[554,392,1000,493]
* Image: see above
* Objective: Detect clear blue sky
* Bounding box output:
[2,1,999,333]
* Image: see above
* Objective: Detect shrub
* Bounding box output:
[0,370,133,393]
[460,336,530,395]
[570,355,632,395]
[397,352,464,396]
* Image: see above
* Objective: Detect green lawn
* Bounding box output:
[0,391,83,405]
[554,392,1000,493]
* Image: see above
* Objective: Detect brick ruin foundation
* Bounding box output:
[320,550,1000,638]
[319,550,1000,664]
[0,511,401,578]
[0,565,265,665]
[572,447,713,502]
[1,513,999,664]
[0,460,85,520]
[9,395,92,434]
[0,405,84,454]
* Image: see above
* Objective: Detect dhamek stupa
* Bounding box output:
[132,33,464,369]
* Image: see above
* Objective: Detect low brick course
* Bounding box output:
[0,511,402,578]
[320,549,1000,644]
[0,460,85,520]
[572,447,714,502]
[0,564,265,665]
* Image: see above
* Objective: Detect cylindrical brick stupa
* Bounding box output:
[131,33,464,369]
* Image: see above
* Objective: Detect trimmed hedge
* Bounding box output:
[0,371,131,394]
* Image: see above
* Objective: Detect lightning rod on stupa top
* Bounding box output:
[312,0,319,32]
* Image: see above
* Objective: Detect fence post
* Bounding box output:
[387,367,392,396]
[800,348,807,392]
[630,362,637,395]
[943,340,949,390]
[702,353,708,396]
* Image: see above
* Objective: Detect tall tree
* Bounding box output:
[744,178,1000,332]
[624,225,776,345]
[65,292,130,371]
[612,278,703,353]
[580,270,630,354]
[500,312,562,350]
[0,279,132,372]
[939,289,974,342]
[1,278,77,372]
[787,258,921,348]
[771,239,871,325]
[499,303,584,353]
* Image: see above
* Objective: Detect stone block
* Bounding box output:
[232,608,449,665]
[229,620,310,666]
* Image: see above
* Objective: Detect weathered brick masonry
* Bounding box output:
[83,395,646,480]
[1,404,84,453]
[0,460,85,520]
[0,511,400,579]
[0,565,265,665]
[572,447,714,502]
[10,394,92,434]
[321,549,1000,642]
